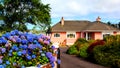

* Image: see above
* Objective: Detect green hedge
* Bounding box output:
[93,43,120,68]
[66,45,79,55]
[79,43,89,58]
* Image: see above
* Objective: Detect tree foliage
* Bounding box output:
[0,0,51,31]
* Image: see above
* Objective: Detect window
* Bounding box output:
[103,34,110,38]
[54,33,60,37]
[67,33,75,38]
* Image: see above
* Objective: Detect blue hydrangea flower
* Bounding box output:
[57,59,61,64]
[17,51,22,56]
[22,50,27,55]
[0,59,3,64]
[46,52,52,58]
[0,65,4,68]
[9,49,13,53]
[10,31,16,36]
[16,38,21,43]
[12,45,19,51]
[28,50,32,55]
[21,39,28,45]
[32,55,36,59]
[6,61,10,65]
[28,44,35,50]
[8,53,12,56]
[26,55,32,60]
[36,44,43,49]
[37,64,41,68]
[50,56,55,62]
[51,62,55,67]
[0,40,2,44]
[21,65,25,68]
[1,39,7,44]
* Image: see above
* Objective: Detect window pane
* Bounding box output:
[67,33,75,38]
[54,33,60,37]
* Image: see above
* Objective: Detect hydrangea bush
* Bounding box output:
[0,30,59,68]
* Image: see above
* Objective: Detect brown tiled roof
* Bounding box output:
[52,20,119,32]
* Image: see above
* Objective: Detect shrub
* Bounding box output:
[74,38,88,51]
[66,45,79,55]
[93,42,120,68]
[87,40,105,54]
[79,43,89,58]
[0,30,58,68]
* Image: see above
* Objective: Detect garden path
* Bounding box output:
[60,47,109,68]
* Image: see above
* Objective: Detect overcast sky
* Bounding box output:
[42,0,120,25]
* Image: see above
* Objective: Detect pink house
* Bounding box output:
[51,17,119,46]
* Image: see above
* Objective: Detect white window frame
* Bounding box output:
[54,33,60,38]
[66,32,76,39]
[102,31,113,39]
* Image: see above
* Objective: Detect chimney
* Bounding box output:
[61,17,64,26]
[96,16,101,22]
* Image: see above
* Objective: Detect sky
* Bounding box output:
[42,0,120,25]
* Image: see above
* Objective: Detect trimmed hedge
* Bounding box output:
[79,43,89,58]
[93,41,120,68]
[66,45,79,55]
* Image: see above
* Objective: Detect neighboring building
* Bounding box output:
[51,17,119,46]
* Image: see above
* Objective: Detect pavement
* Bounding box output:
[60,47,109,68]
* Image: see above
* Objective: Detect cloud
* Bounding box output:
[42,0,120,21]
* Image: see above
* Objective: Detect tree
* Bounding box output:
[0,0,51,31]
[107,21,111,26]
[118,22,120,29]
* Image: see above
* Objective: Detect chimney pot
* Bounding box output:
[96,16,101,22]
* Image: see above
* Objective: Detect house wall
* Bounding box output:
[51,32,66,46]
[66,32,81,45]
[94,32,102,40]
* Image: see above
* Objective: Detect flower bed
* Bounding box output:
[0,30,60,68]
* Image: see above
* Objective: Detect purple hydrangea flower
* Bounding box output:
[44,40,50,45]
[46,52,52,58]
[13,62,17,66]
[50,56,55,62]
[1,48,6,53]
[51,46,55,50]
[57,59,61,64]
[26,55,32,60]
[36,44,43,49]
[37,64,41,68]
[28,44,35,50]
[16,38,21,43]
[0,59,3,64]
[8,53,12,56]
[22,50,27,55]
